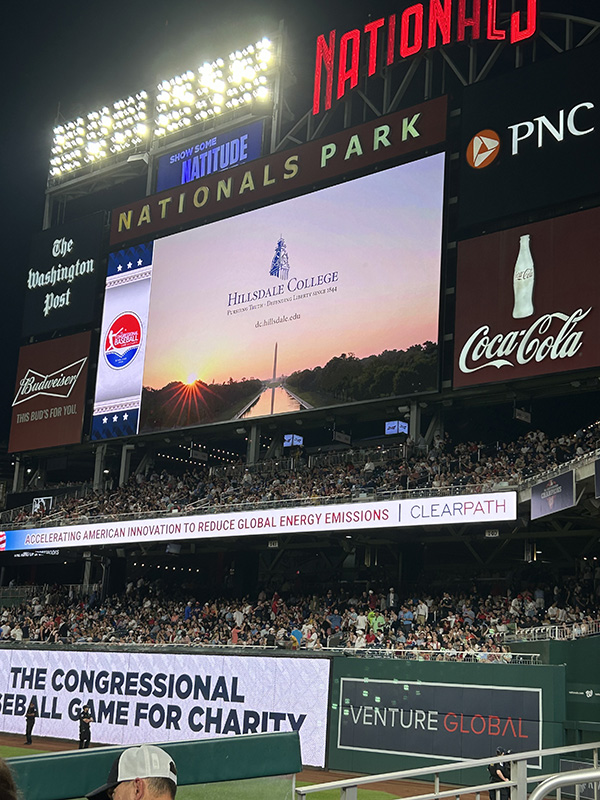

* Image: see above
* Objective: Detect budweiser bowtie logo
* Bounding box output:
[13,357,87,406]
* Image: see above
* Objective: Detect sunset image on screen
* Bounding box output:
[138,153,445,432]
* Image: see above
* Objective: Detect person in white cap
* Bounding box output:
[86,744,177,800]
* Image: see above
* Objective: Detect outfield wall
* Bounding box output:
[0,646,566,773]
[511,636,600,742]
[327,657,565,780]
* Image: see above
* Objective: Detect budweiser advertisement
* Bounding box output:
[459,39,600,229]
[454,207,600,388]
[9,333,91,453]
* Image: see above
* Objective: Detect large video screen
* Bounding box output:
[0,649,330,766]
[92,153,445,439]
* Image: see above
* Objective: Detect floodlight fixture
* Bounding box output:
[48,34,276,180]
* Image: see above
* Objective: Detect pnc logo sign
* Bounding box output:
[466,130,500,169]
[466,102,596,168]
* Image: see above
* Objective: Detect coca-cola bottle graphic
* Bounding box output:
[512,234,535,319]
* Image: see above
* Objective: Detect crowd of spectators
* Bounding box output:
[7,422,600,528]
[1,577,598,660]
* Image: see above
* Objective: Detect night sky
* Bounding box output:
[0,0,386,443]
[0,0,588,446]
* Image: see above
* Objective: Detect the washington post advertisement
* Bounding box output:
[0,650,329,766]
[93,152,444,439]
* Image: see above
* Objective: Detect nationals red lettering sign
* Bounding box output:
[313,0,538,114]
[454,207,600,388]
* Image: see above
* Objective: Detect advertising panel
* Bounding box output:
[454,207,600,388]
[459,40,600,229]
[155,120,264,192]
[110,97,447,246]
[8,333,91,453]
[530,471,575,520]
[338,678,541,763]
[0,650,330,766]
[91,244,153,440]
[99,152,444,439]
[22,213,104,337]
[1,492,517,552]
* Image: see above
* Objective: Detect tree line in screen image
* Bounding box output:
[286,343,438,403]
[139,343,437,432]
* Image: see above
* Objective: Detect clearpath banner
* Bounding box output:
[530,471,575,520]
[1,493,517,551]
[0,650,329,766]
[338,678,542,764]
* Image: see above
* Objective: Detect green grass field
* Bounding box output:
[0,745,47,757]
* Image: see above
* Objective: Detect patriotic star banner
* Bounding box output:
[1,492,516,552]
[0,649,329,766]
[91,243,153,439]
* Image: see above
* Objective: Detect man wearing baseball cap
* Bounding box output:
[86,744,177,800]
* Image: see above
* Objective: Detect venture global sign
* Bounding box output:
[338,678,542,763]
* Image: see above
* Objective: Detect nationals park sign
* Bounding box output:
[2,492,516,552]
[110,96,446,246]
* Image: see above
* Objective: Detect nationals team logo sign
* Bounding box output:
[104,312,142,370]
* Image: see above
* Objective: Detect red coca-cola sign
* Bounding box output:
[454,207,600,388]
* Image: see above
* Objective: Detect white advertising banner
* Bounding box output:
[0,649,330,766]
[1,493,517,551]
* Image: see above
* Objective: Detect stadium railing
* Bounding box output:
[0,482,519,531]
[504,618,600,643]
[0,583,100,602]
[295,740,600,800]
[0,640,542,663]
[519,446,600,491]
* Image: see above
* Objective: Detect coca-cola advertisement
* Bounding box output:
[454,207,600,388]
[530,471,575,520]
[8,332,91,452]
